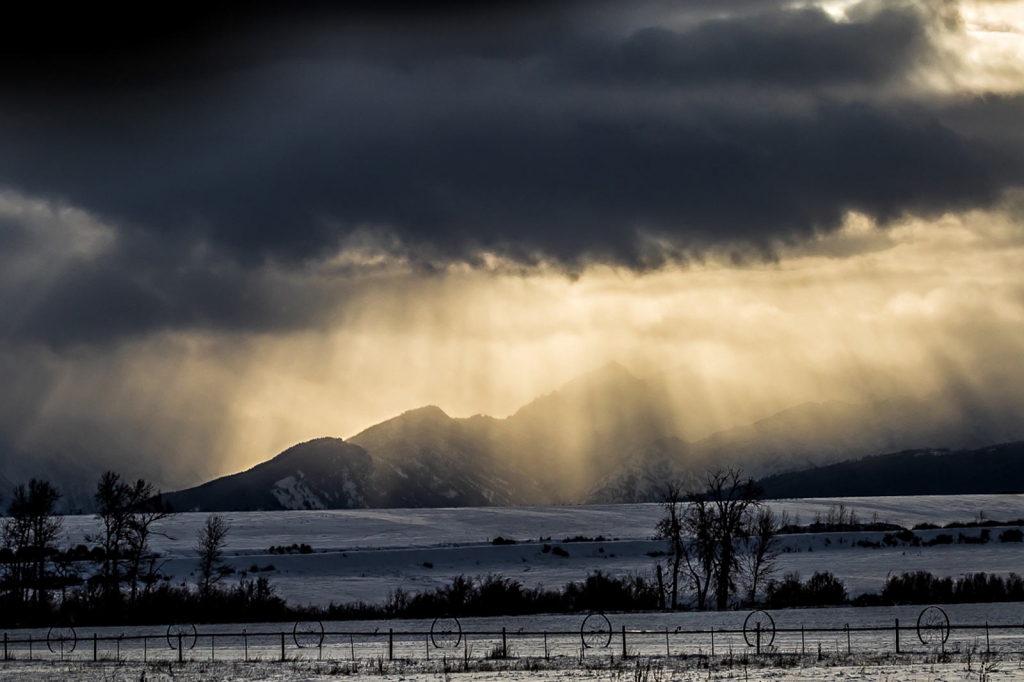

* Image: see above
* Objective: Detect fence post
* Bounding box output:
[389,628,393,661]
[211,634,215,662]
[3,632,6,661]
[622,625,627,658]
[280,632,285,662]
[665,628,670,657]
[985,621,990,655]
[544,631,548,660]
[756,622,761,655]
[801,625,805,656]
[93,633,97,661]
[350,633,355,661]
[243,630,248,661]
[28,635,31,661]
[845,624,851,655]
[178,633,183,663]
[502,627,507,658]
[144,635,147,662]
[710,626,715,657]
[426,633,430,661]
[895,618,900,654]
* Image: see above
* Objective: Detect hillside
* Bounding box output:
[756,441,1024,499]
[163,438,375,511]
[585,397,1024,503]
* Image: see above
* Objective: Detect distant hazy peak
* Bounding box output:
[571,361,638,386]
[399,405,450,421]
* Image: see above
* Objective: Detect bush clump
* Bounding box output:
[765,572,848,609]
[999,528,1023,543]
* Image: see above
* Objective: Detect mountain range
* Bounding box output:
[159,363,1024,511]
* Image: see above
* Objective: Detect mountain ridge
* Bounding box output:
[32,362,1024,512]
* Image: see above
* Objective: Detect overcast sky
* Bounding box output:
[2,0,1024,487]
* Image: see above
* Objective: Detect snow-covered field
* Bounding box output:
[52,494,1024,605]
[5,495,1024,680]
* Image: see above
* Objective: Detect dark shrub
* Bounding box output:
[999,529,1023,543]
[765,572,847,608]
[925,534,954,546]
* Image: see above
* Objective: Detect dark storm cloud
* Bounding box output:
[556,6,930,88]
[1,0,1023,345]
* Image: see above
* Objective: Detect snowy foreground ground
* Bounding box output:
[1,658,1023,681]
[53,494,1024,605]
[4,604,1024,680]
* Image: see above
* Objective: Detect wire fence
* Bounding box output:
[3,608,1023,665]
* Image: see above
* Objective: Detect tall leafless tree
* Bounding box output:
[195,514,231,598]
[91,472,174,607]
[742,506,786,605]
[656,468,767,611]
[2,479,63,607]
[654,482,685,609]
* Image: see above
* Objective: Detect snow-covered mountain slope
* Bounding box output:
[164,438,375,511]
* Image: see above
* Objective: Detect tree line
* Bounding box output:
[0,473,274,627]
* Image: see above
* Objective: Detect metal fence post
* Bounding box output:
[350,633,355,661]
[3,632,7,661]
[544,631,548,660]
[845,624,851,655]
[28,635,31,661]
[178,633,183,663]
[801,625,805,656]
[985,621,990,655]
[243,630,248,661]
[895,618,900,654]
[756,622,761,655]
[93,633,97,661]
[280,632,285,662]
[621,625,627,658]
[389,628,394,660]
[502,627,507,658]
[665,628,670,657]
[211,634,215,662]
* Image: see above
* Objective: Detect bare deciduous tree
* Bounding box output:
[656,468,770,610]
[742,506,786,605]
[2,479,63,607]
[91,472,174,606]
[655,482,685,609]
[195,514,231,597]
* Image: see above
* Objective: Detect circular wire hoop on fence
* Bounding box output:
[743,610,776,648]
[430,616,463,649]
[294,620,326,648]
[46,626,77,654]
[167,622,198,650]
[580,612,613,649]
[917,606,950,645]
